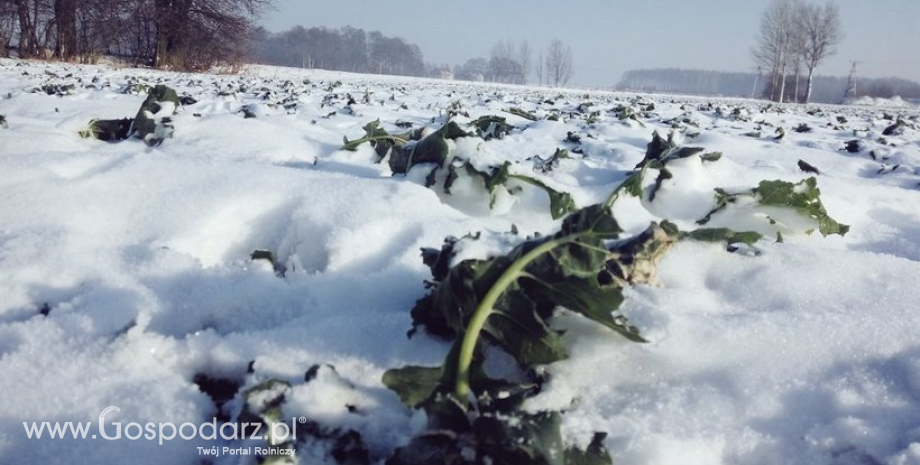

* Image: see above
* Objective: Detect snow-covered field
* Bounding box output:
[1,58,920,465]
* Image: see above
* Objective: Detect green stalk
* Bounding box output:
[454,237,573,401]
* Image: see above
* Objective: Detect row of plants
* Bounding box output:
[230,125,848,464]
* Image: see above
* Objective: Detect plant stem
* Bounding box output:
[454,237,572,401]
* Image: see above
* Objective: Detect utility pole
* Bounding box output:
[843,61,861,103]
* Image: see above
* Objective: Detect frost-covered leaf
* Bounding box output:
[454,161,577,219]
[508,174,578,220]
[698,178,849,237]
[471,115,515,140]
[506,107,539,121]
[133,84,179,147]
[756,178,849,236]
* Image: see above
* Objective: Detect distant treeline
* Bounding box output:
[250,26,427,77]
[617,68,920,104]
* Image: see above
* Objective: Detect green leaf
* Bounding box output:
[388,120,465,174]
[440,120,472,140]
[486,289,569,365]
[506,107,539,121]
[701,151,723,162]
[532,148,571,173]
[754,177,849,236]
[684,228,763,246]
[473,411,566,465]
[133,85,179,147]
[80,118,133,142]
[509,174,578,220]
[696,178,849,237]
[382,366,443,408]
[341,120,409,159]
[462,160,578,219]
[619,171,644,198]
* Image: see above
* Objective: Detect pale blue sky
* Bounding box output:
[262,0,920,88]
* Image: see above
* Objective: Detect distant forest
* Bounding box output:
[250,26,427,77]
[617,68,920,104]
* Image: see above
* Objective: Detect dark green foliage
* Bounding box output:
[506,107,539,121]
[883,120,906,136]
[250,249,287,277]
[683,228,763,246]
[341,119,412,159]
[531,148,571,173]
[36,83,76,96]
[565,433,614,465]
[79,118,133,142]
[237,369,371,465]
[80,85,180,146]
[757,178,849,236]
[134,85,180,147]
[344,119,575,218]
[700,152,723,163]
[381,130,852,465]
[388,121,469,174]
[471,115,515,140]
[453,161,577,219]
[385,200,681,465]
[635,131,704,170]
[798,159,820,175]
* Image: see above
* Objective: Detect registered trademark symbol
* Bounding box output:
[298,417,307,424]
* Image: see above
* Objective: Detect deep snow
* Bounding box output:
[1,58,919,465]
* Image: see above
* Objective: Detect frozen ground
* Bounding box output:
[1,58,919,465]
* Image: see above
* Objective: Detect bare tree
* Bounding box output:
[535,50,543,86]
[489,38,519,83]
[150,0,272,70]
[799,2,842,103]
[545,38,573,87]
[752,0,799,102]
[53,0,77,60]
[517,40,531,84]
[0,1,16,57]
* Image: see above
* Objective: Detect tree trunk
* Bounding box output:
[15,0,36,57]
[804,70,815,104]
[154,0,190,68]
[54,0,78,60]
[778,70,786,103]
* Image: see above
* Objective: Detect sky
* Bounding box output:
[261,0,920,88]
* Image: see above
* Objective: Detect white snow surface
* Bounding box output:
[1,59,920,465]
